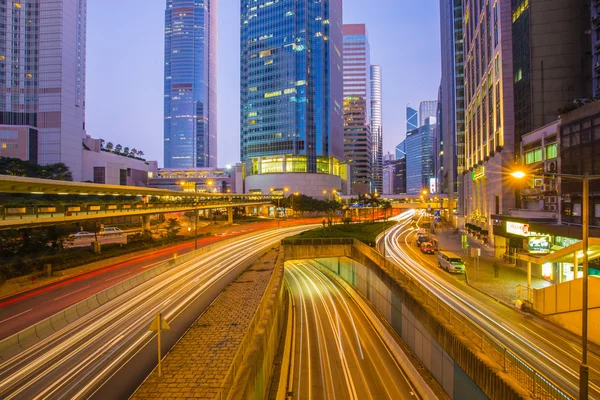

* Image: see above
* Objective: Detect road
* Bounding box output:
[284,261,419,400]
[0,225,312,400]
[0,218,318,340]
[382,211,599,399]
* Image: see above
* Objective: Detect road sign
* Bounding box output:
[149,313,171,332]
[461,234,468,244]
[434,209,440,217]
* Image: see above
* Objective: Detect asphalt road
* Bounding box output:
[0,218,317,340]
[0,225,313,400]
[382,211,600,399]
[284,261,419,400]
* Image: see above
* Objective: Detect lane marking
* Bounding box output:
[53,286,91,301]
[0,309,32,324]
[104,272,133,282]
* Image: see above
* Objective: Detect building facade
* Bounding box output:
[343,24,372,194]
[418,101,438,127]
[370,65,383,193]
[164,0,218,169]
[462,0,515,241]
[405,118,436,195]
[240,0,346,198]
[0,127,38,162]
[406,106,418,133]
[0,0,87,180]
[439,0,464,217]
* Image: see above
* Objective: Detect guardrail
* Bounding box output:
[352,240,572,400]
[516,284,533,303]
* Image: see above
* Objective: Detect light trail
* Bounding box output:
[0,226,314,399]
[380,211,598,399]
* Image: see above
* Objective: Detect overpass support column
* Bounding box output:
[141,215,151,233]
[527,261,532,302]
[228,208,233,224]
[245,206,252,215]
[262,206,270,217]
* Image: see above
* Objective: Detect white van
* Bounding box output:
[438,251,466,273]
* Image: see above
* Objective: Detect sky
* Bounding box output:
[86,0,441,167]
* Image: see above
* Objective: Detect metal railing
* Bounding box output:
[516,284,534,303]
[353,240,573,400]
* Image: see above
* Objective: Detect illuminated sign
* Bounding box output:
[527,236,551,254]
[506,221,530,236]
[429,178,437,194]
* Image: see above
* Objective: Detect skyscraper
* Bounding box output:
[406,106,418,133]
[439,0,464,216]
[240,0,346,198]
[343,24,371,194]
[405,118,436,195]
[0,0,87,180]
[164,0,218,169]
[370,65,383,193]
[419,101,438,127]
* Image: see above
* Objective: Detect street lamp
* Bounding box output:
[291,192,300,217]
[511,169,600,400]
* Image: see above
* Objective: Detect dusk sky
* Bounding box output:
[86,1,441,167]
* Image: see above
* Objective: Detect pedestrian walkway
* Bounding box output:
[434,227,551,306]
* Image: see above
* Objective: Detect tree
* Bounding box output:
[106,142,114,151]
[115,144,123,153]
[0,157,72,181]
[165,218,181,240]
[99,139,105,148]
[137,150,144,157]
[123,146,130,155]
[130,148,137,157]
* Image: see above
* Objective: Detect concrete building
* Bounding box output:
[0,127,38,162]
[343,24,372,194]
[240,0,347,199]
[164,0,218,168]
[370,65,383,194]
[405,118,436,195]
[0,0,87,180]
[383,158,406,195]
[418,101,437,127]
[462,0,515,242]
[82,137,158,187]
[439,0,465,217]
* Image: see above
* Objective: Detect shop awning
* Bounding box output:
[517,238,600,264]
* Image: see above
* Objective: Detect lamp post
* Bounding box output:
[511,170,600,400]
[291,192,300,217]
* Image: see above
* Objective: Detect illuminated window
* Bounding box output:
[545,143,557,159]
[264,90,282,98]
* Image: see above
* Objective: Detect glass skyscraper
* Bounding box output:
[164,0,218,169]
[343,24,371,194]
[240,0,344,187]
[419,101,438,127]
[0,0,87,180]
[405,118,436,195]
[370,65,383,193]
[406,106,418,133]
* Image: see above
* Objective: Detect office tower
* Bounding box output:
[383,151,395,162]
[439,0,464,215]
[343,24,372,194]
[0,0,87,180]
[164,0,218,169]
[463,0,515,240]
[419,101,437,127]
[406,106,418,133]
[405,118,436,195]
[512,0,591,143]
[394,139,407,194]
[240,0,346,198]
[370,65,383,193]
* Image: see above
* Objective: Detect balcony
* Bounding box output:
[508,208,558,220]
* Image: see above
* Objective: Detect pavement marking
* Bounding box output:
[105,271,134,282]
[0,308,32,324]
[53,286,91,301]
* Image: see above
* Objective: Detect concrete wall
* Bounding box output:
[533,276,600,343]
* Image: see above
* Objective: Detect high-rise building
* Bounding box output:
[383,151,395,162]
[240,0,346,198]
[419,101,437,127]
[343,24,371,194]
[370,65,383,193]
[512,0,591,147]
[164,0,218,169]
[406,106,418,133]
[0,0,87,180]
[439,0,465,217]
[462,0,515,242]
[405,118,436,195]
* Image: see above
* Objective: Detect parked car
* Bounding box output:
[420,242,435,254]
[438,251,466,273]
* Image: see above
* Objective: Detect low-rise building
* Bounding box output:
[149,166,240,193]
[0,126,38,163]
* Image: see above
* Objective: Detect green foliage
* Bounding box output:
[165,218,182,239]
[0,156,73,181]
[278,194,342,213]
[290,221,397,246]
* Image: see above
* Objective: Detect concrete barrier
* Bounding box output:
[0,233,261,363]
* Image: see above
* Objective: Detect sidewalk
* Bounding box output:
[434,227,551,306]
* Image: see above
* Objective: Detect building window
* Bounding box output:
[495,195,500,215]
[545,143,557,159]
[119,169,127,186]
[525,149,542,164]
[93,167,105,184]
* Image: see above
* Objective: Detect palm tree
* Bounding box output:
[106,142,114,151]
